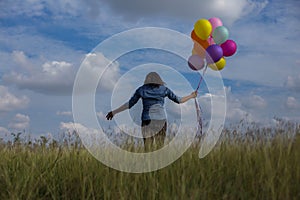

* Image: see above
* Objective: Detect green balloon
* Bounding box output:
[212,26,229,45]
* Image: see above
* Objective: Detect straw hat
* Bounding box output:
[144,72,165,85]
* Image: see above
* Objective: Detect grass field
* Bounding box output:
[0,122,299,199]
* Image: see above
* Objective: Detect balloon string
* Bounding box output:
[196,63,208,91]
[195,98,202,136]
[194,63,208,137]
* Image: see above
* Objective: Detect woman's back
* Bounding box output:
[129,84,181,120]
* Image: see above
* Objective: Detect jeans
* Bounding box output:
[141,119,167,151]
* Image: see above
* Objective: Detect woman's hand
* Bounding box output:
[180,91,198,103]
[191,91,198,98]
[106,111,114,120]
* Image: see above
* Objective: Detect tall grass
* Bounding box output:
[0,122,299,199]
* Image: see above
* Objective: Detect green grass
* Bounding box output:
[0,128,300,199]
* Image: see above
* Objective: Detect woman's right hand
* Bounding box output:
[106,111,114,120]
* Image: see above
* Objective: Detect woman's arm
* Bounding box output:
[180,91,197,103]
[106,88,141,120]
[106,103,129,120]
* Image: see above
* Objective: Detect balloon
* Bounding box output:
[192,48,197,55]
[209,57,226,71]
[191,30,209,49]
[206,44,223,64]
[194,19,212,40]
[188,55,205,71]
[207,37,215,45]
[193,42,206,58]
[212,26,229,45]
[208,17,223,34]
[221,39,237,57]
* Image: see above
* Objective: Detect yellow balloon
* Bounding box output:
[194,19,212,40]
[209,57,226,71]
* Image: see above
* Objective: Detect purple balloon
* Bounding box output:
[221,40,237,57]
[188,55,205,71]
[206,44,223,64]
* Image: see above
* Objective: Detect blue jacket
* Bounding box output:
[128,84,182,121]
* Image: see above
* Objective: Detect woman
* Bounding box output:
[106,72,197,151]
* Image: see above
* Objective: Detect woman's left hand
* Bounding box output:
[191,91,198,98]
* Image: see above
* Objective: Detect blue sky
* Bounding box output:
[0,0,299,137]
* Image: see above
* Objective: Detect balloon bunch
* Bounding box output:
[188,17,237,71]
[189,18,238,136]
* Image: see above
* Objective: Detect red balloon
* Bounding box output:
[221,40,237,57]
[188,55,205,71]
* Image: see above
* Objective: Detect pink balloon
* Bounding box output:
[208,17,223,34]
[221,40,237,57]
[207,37,215,45]
[188,55,205,71]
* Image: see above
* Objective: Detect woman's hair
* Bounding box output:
[144,72,165,86]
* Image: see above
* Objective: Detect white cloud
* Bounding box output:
[99,0,267,25]
[12,51,32,69]
[56,111,73,116]
[4,59,75,95]
[76,52,121,93]
[60,122,101,135]
[0,0,45,18]
[0,0,83,18]
[0,0,268,25]
[97,111,106,120]
[286,96,299,109]
[3,51,120,95]
[8,113,30,131]
[242,94,267,109]
[0,127,10,137]
[0,85,29,112]
[199,87,256,123]
[285,74,300,92]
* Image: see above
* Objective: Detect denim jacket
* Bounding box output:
[128,84,182,121]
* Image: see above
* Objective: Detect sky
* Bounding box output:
[0,0,299,138]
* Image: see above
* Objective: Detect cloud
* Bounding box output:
[8,113,30,131]
[285,74,300,92]
[99,0,267,25]
[242,94,267,109]
[97,111,107,120]
[0,85,29,112]
[199,87,257,124]
[12,51,32,69]
[0,0,268,25]
[3,51,120,95]
[286,96,299,109]
[75,52,121,93]
[56,111,73,116]
[0,127,9,137]
[0,0,45,18]
[60,122,102,135]
[0,0,83,19]
[3,59,75,95]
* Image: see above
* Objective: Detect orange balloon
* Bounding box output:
[192,48,197,55]
[191,30,209,49]
[193,42,206,58]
